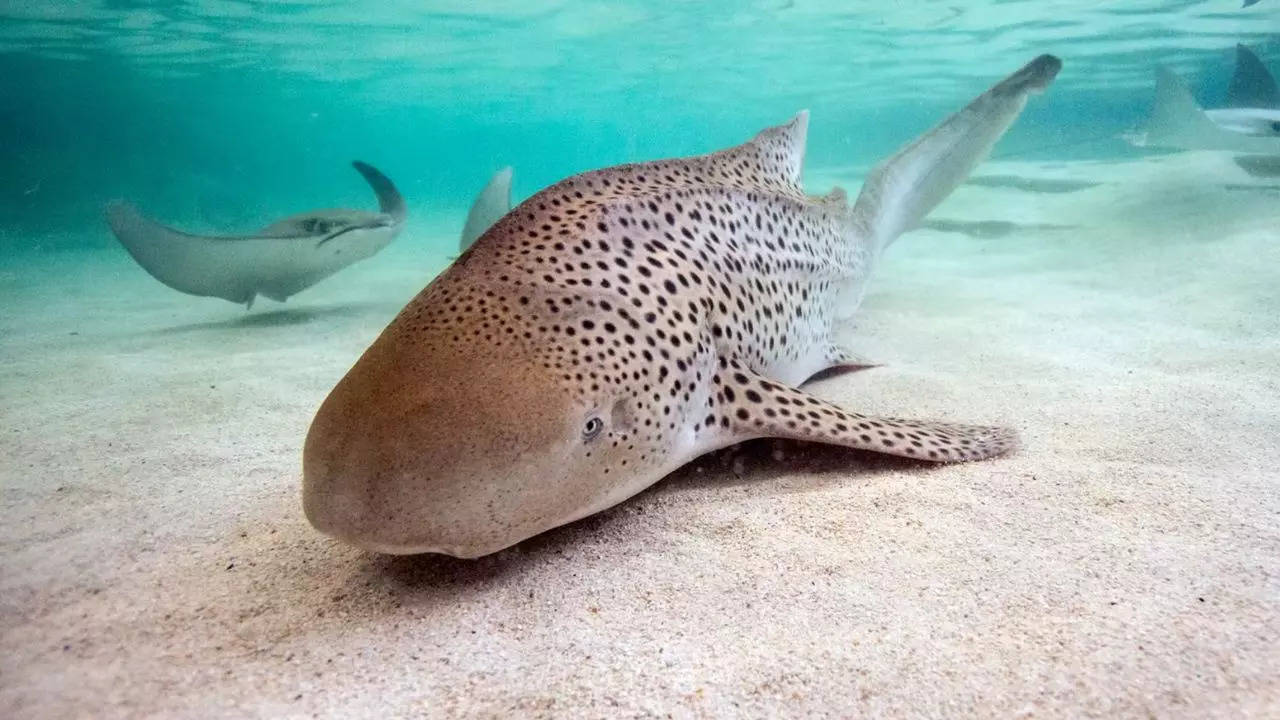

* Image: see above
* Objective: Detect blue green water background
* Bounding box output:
[1,1,1277,247]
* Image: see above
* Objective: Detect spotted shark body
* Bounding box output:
[304,55,1062,558]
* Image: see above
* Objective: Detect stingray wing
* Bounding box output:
[1226,44,1279,109]
[1141,66,1280,153]
[105,201,340,305]
[106,201,266,303]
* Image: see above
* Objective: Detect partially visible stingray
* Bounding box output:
[1235,154,1280,177]
[106,161,406,309]
[1133,47,1280,154]
[459,166,513,251]
[1226,44,1279,109]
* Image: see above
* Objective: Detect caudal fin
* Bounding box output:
[460,166,513,251]
[851,54,1061,252]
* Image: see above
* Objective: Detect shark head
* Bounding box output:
[302,278,683,558]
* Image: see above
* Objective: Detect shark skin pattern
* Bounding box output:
[303,55,1062,558]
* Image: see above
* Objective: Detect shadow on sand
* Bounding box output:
[153,302,393,335]
[1235,155,1280,178]
[346,439,938,592]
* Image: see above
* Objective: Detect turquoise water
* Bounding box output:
[2,1,1276,248]
[6,5,1280,716]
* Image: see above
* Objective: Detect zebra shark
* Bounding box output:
[303,55,1061,558]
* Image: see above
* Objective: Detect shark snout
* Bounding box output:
[301,371,559,558]
[301,388,437,553]
[302,483,456,556]
[301,455,529,558]
[301,481,369,546]
[301,445,469,556]
[302,334,611,558]
[301,428,390,548]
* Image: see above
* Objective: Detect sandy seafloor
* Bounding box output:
[2,151,1278,718]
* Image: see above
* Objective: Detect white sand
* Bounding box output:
[2,152,1278,718]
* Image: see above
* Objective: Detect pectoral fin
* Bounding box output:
[710,358,1017,462]
[804,344,880,383]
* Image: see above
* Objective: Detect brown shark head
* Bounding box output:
[302,268,686,558]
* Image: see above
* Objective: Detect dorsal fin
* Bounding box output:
[531,112,810,205]
[460,166,514,251]
[1226,44,1279,109]
[702,110,809,194]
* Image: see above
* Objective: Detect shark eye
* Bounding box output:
[1272,121,1280,133]
[582,416,604,442]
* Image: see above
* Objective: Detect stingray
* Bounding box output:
[1133,45,1280,154]
[106,161,406,309]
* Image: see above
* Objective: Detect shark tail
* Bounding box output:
[851,54,1061,253]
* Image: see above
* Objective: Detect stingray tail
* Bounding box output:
[851,54,1061,254]
[352,161,407,223]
